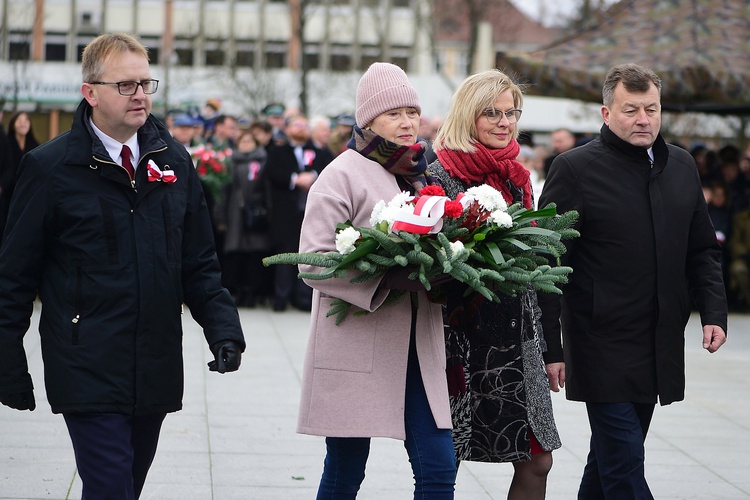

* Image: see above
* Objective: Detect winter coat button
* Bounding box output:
[509,319,518,329]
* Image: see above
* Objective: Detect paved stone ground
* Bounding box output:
[1,301,748,499]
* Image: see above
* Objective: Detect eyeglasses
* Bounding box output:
[482,108,522,124]
[90,79,159,96]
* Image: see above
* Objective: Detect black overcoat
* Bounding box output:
[264,141,329,252]
[0,100,245,415]
[538,125,726,406]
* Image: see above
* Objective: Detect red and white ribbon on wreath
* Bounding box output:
[391,193,469,235]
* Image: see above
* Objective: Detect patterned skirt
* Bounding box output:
[445,290,562,462]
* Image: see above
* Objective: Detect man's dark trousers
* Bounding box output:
[63,412,167,499]
[578,402,656,500]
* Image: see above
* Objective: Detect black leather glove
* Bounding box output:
[208,340,243,373]
[429,273,453,287]
[380,266,425,292]
[381,268,453,292]
[0,391,36,411]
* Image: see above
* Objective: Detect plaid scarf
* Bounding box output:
[347,125,435,192]
[436,138,532,209]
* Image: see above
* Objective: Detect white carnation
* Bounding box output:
[335,227,361,255]
[465,185,508,212]
[369,200,386,227]
[489,210,513,228]
[371,191,414,230]
[389,191,414,207]
[449,240,466,257]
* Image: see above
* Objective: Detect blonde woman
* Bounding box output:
[430,69,561,499]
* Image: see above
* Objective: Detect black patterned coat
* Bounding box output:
[430,160,561,462]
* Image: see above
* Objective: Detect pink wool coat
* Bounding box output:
[296,149,452,440]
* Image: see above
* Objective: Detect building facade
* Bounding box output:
[1,0,586,141]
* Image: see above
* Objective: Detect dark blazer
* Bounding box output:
[265,140,329,251]
[538,124,726,406]
[0,99,244,415]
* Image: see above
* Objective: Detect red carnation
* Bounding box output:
[419,185,446,197]
[443,200,464,218]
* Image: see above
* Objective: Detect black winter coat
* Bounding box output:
[0,100,244,415]
[538,124,726,406]
[265,141,330,252]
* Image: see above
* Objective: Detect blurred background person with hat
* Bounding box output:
[262,103,287,146]
[200,98,222,141]
[169,114,201,150]
[327,113,356,158]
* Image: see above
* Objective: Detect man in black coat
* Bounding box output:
[0,33,245,499]
[265,114,330,311]
[539,63,727,499]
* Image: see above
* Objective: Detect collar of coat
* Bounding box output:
[599,123,669,172]
[63,99,169,168]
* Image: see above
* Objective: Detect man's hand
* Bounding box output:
[294,171,317,192]
[702,325,726,353]
[545,362,565,392]
[208,340,243,373]
[0,391,36,411]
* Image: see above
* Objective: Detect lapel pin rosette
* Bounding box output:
[264,184,579,324]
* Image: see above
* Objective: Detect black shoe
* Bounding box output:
[273,299,287,312]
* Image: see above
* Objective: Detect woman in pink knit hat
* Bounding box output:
[296,62,457,498]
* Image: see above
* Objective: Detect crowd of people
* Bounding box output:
[0,32,735,499]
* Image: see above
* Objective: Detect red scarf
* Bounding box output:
[436,139,532,209]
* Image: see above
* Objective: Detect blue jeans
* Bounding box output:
[316,338,456,499]
[578,402,655,500]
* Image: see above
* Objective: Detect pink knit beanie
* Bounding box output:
[355,62,421,128]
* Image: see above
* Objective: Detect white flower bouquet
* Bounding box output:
[263,184,579,324]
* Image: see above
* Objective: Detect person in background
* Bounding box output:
[429,116,444,139]
[2,111,40,244]
[327,113,356,157]
[0,33,245,499]
[204,114,240,267]
[199,98,222,140]
[262,103,288,145]
[265,114,328,312]
[728,204,750,310]
[297,61,457,499]
[6,111,40,197]
[0,103,14,243]
[538,63,727,499]
[419,115,438,163]
[309,115,336,160]
[222,129,271,308]
[518,144,545,208]
[162,108,184,131]
[206,114,239,151]
[249,119,274,149]
[542,128,576,177]
[429,69,561,500]
[168,114,200,150]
